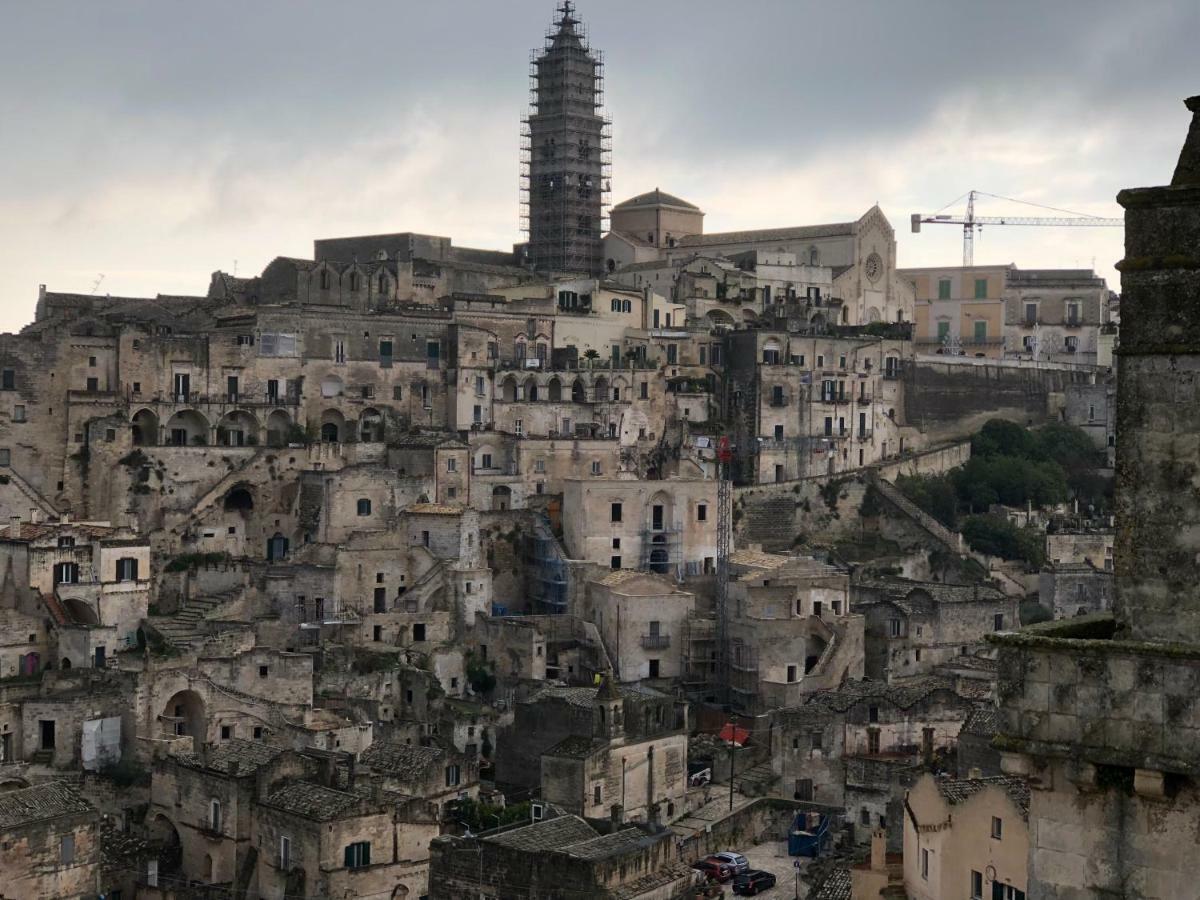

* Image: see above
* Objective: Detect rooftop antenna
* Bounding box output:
[90,274,105,295]
[233,259,238,277]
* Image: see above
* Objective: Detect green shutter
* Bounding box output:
[974,320,987,342]
[975,278,988,299]
[937,321,950,340]
[938,279,951,300]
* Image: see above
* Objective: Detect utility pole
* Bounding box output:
[728,726,736,811]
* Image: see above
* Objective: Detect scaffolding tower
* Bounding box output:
[520,1,611,277]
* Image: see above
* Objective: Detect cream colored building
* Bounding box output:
[582,570,694,682]
[903,773,1029,900]
[562,476,719,579]
[900,264,1009,359]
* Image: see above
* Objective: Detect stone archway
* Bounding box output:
[161,689,206,752]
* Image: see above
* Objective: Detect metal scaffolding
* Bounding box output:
[520,1,611,277]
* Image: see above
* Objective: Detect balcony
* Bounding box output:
[857,430,873,442]
[768,397,789,408]
[641,634,671,650]
[855,394,873,405]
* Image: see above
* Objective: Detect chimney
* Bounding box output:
[62,514,70,525]
[29,508,39,524]
[969,767,983,779]
[8,516,20,538]
[870,828,886,872]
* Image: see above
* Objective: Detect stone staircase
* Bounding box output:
[146,587,242,650]
[742,496,797,549]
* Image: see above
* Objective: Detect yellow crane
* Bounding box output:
[911,190,1123,267]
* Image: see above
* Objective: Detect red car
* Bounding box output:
[692,858,734,882]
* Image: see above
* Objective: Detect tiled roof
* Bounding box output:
[360,741,444,778]
[543,735,605,760]
[812,867,852,900]
[563,827,655,860]
[677,221,855,248]
[263,781,361,821]
[406,503,464,516]
[855,575,1005,606]
[1,522,117,543]
[532,684,601,709]
[486,815,597,851]
[176,739,283,775]
[729,549,789,570]
[961,706,1000,737]
[612,189,700,212]
[806,677,959,713]
[935,776,1030,818]
[595,568,655,586]
[101,819,150,871]
[0,782,94,828]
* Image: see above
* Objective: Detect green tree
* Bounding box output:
[961,515,1046,568]
[896,474,959,529]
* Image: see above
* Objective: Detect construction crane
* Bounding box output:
[911,190,1123,267]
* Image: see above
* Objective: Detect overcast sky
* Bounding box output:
[1,0,1195,331]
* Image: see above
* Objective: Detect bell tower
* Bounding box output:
[521,2,610,277]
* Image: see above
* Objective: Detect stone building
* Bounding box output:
[853,575,1015,682]
[581,570,694,682]
[1002,267,1113,366]
[902,263,1009,358]
[562,476,719,578]
[726,550,864,712]
[358,739,480,818]
[991,95,1200,899]
[1037,562,1114,619]
[722,329,914,482]
[0,781,100,900]
[428,813,698,899]
[902,773,1029,900]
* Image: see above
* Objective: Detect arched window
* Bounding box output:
[319,269,330,290]
[611,299,620,312]
[623,300,632,313]
[210,799,222,832]
[378,273,387,293]
[349,272,359,291]
[516,340,527,360]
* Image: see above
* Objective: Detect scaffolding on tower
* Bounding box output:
[520,1,611,277]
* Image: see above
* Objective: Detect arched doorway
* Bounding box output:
[266,409,292,447]
[359,408,384,442]
[61,596,99,625]
[571,379,586,403]
[149,814,183,875]
[492,485,512,512]
[267,532,289,562]
[500,377,518,403]
[161,689,206,751]
[547,377,562,401]
[649,542,670,576]
[523,377,538,402]
[165,410,209,446]
[224,485,254,513]
[217,410,259,447]
[320,409,346,443]
[131,408,159,446]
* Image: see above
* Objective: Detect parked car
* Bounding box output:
[688,766,713,787]
[732,869,777,895]
[692,858,734,883]
[709,852,750,875]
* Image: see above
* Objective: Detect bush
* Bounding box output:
[1020,600,1054,625]
[467,656,496,695]
[961,515,1045,568]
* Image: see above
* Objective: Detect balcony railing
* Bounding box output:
[857,430,873,442]
[641,634,671,650]
[856,394,873,405]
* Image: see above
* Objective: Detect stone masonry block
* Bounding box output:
[1107,657,1137,693]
